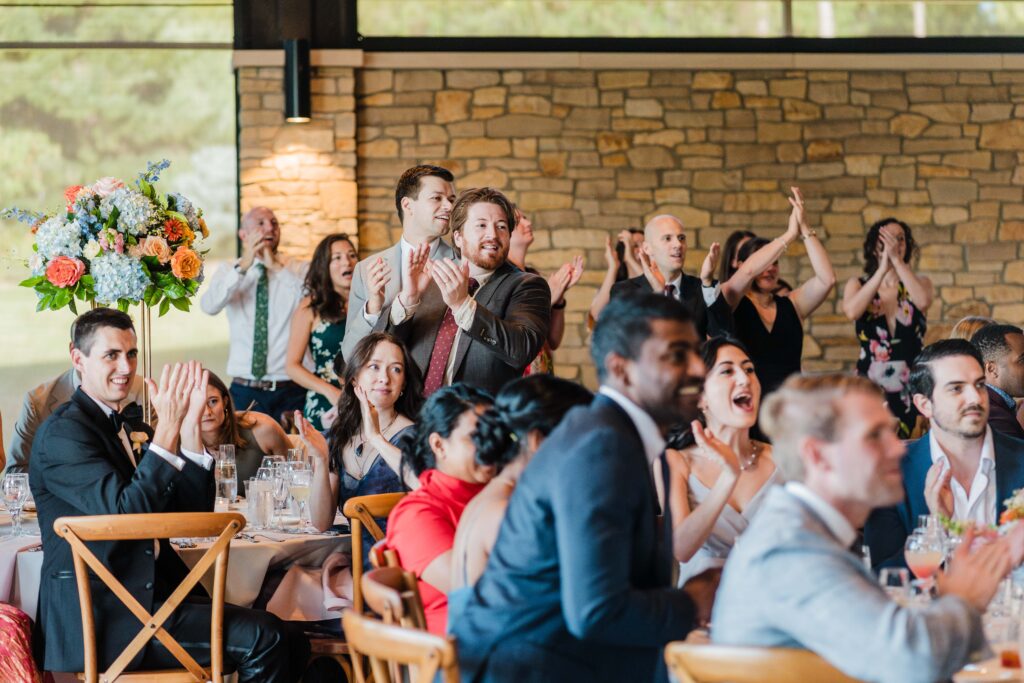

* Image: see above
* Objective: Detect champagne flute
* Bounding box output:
[289,469,313,532]
[3,474,29,538]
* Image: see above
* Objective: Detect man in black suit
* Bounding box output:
[451,293,718,683]
[377,186,550,396]
[29,308,308,680]
[610,214,733,338]
[971,323,1024,440]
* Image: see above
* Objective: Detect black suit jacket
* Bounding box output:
[451,395,696,683]
[864,429,1024,569]
[986,385,1024,440]
[610,273,733,339]
[378,261,551,396]
[29,388,215,672]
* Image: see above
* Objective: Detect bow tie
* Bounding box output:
[110,402,143,433]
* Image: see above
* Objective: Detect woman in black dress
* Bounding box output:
[720,187,836,397]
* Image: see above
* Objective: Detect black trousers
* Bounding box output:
[139,596,310,683]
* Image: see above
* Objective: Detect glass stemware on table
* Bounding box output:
[288,468,313,532]
[2,473,30,538]
[904,514,946,592]
[215,445,238,511]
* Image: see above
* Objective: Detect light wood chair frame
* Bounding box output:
[665,642,863,683]
[361,566,427,631]
[54,512,245,683]
[342,492,405,614]
[342,610,459,683]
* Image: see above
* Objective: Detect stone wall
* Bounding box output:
[237,61,1024,388]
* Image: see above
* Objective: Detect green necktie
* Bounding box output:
[251,263,269,379]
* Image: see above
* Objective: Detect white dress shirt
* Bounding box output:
[929,427,997,528]
[785,481,858,548]
[665,273,720,307]
[598,386,665,468]
[199,255,307,381]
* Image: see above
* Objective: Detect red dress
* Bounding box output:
[386,469,485,634]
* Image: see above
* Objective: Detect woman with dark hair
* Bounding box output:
[842,218,932,438]
[659,337,779,587]
[385,384,500,635]
[720,187,836,396]
[450,375,594,590]
[295,332,423,533]
[199,372,293,493]
[718,229,756,285]
[286,233,357,430]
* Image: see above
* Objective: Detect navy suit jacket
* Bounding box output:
[864,429,1024,569]
[450,395,696,683]
[986,386,1024,440]
[610,273,733,339]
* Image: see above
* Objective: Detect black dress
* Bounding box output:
[733,295,803,397]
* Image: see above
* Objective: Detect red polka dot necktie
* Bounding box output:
[423,278,479,396]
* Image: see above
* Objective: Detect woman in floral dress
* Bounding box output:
[842,218,932,438]
[286,233,357,430]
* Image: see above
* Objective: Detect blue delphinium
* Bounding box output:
[99,188,155,236]
[35,216,83,260]
[139,159,171,185]
[91,252,149,304]
[0,207,45,225]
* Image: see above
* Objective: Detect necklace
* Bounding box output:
[738,441,761,471]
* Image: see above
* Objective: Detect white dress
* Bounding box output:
[676,465,784,587]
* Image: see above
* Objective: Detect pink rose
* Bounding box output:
[91,176,125,197]
[45,256,86,288]
[141,235,172,264]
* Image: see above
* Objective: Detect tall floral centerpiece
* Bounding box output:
[3,160,209,419]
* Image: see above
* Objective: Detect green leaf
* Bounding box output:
[117,299,130,313]
[139,179,155,200]
[19,275,44,287]
[68,297,78,315]
[104,207,119,231]
[159,297,171,316]
[80,274,95,287]
[51,287,71,310]
[170,297,190,313]
[36,293,53,312]
[163,283,187,300]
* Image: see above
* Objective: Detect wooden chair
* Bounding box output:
[53,512,245,683]
[342,611,459,683]
[664,643,862,683]
[361,566,427,630]
[342,492,405,614]
[368,538,400,570]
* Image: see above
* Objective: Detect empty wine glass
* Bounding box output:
[3,473,30,537]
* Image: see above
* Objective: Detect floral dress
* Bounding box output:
[855,279,927,438]
[303,318,346,431]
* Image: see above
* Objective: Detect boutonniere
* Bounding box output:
[130,431,149,455]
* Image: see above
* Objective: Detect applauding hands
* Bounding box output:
[146,360,210,455]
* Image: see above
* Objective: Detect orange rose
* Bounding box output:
[170,246,202,280]
[141,236,172,264]
[45,256,86,288]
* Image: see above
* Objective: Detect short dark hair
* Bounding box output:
[863,217,917,276]
[971,323,1024,365]
[449,187,518,237]
[394,164,454,222]
[909,339,984,399]
[72,308,134,355]
[591,293,694,382]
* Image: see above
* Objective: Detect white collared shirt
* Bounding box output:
[785,481,858,548]
[666,272,720,308]
[929,427,997,528]
[199,255,307,381]
[598,386,665,468]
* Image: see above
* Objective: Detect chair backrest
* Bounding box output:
[361,566,427,630]
[342,610,459,683]
[342,492,405,614]
[54,512,246,683]
[368,538,400,570]
[665,643,863,683]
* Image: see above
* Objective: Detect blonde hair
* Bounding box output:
[949,316,995,342]
[760,373,882,481]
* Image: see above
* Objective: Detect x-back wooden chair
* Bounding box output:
[342,611,459,683]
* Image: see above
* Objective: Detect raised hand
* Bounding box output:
[181,362,209,431]
[691,420,741,481]
[547,263,573,306]
[639,249,666,292]
[937,526,1013,612]
[619,229,642,274]
[294,411,329,467]
[365,256,392,315]
[147,362,195,430]
[924,460,954,519]
[399,243,433,307]
[604,235,620,273]
[788,186,812,237]
[567,254,585,288]
[431,257,472,311]
[700,242,721,285]
[354,384,383,443]
[238,228,265,272]
[878,226,900,267]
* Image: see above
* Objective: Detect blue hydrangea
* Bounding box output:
[35,216,83,260]
[167,192,199,230]
[99,188,155,236]
[91,252,150,304]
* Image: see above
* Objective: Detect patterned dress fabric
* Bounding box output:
[303,317,346,431]
[0,603,41,683]
[855,279,927,438]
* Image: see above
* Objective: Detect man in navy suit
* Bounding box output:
[450,293,718,683]
[970,323,1024,440]
[865,338,1024,568]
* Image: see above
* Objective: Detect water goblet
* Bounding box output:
[288,469,313,531]
[3,474,29,538]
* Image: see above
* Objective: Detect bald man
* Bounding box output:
[609,215,733,338]
[200,207,308,423]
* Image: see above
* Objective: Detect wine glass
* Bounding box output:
[288,469,313,531]
[271,467,290,530]
[215,454,237,510]
[905,530,944,593]
[3,474,29,537]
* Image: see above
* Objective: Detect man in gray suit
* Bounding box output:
[341,164,457,361]
[376,187,550,396]
[713,373,1024,683]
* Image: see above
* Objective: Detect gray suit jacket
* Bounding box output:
[377,261,550,396]
[7,368,144,474]
[712,485,988,683]
[342,239,457,361]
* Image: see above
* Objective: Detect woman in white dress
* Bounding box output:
[663,336,782,586]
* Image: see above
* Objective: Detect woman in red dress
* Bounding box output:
[385,384,511,635]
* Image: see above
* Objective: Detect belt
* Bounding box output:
[232,377,297,391]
